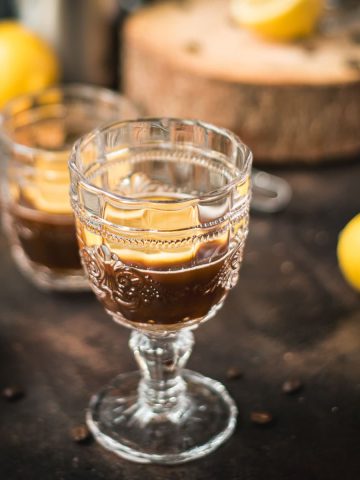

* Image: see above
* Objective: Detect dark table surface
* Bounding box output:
[1,162,360,480]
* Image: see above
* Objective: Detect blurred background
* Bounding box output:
[1,0,360,165]
[0,1,360,478]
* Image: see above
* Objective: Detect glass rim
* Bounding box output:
[0,83,138,159]
[69,117,253,206]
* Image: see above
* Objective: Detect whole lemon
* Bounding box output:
[337,214,360,292]
[0,21,59,107]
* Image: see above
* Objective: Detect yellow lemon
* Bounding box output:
[230,0,325,41]
[337,214,360,292]
[0,21,59,107]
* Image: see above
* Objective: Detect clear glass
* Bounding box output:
[69,118,252,464]
[0,85,138,291]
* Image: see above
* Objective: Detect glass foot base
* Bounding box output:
[87,369,237,464]
[11,245,89,292]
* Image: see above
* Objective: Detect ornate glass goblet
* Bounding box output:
[69,118,252,464]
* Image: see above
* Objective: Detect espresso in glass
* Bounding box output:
[77,189,245,330]
[0,85,137,291]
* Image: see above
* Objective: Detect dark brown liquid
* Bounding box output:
[11,205,81,271]
[81,241,239,328]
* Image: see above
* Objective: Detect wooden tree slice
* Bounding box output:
[123,0,360,163]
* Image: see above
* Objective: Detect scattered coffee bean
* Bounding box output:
[2,386,25,402]
[250,411,273,425]
[226,367,243,380]
[280,261,294,275]
[282,379,303,395]
[283,351,295,362]
[71,425,92,444]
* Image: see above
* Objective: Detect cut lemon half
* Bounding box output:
[230,0,325,41]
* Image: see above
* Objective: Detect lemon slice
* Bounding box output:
[230,0,325,41]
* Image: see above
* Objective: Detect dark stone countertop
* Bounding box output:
[0,162,360,480]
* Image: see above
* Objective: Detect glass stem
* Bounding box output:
[130,330,194,417]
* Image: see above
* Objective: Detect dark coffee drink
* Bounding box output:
[80,241,241,328]
[77,189,244,330]
[9,204,81,272]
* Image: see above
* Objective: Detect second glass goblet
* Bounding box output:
[69,118,252,464]
[0,84,137,291]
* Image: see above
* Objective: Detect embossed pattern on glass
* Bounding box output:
[69,118,252,464]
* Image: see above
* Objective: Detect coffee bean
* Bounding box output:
[250,411,273,425]
[71,425,92,444]
[226,367,243,380]
[2,386,25,402]
[282,379,303,395]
